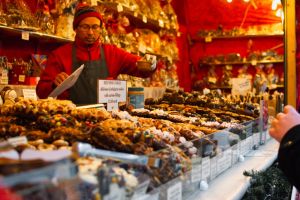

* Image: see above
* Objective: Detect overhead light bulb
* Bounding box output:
[227,0,233,3]
[272,0,277,10]
[244,0,250,2]
[276,0,282,5]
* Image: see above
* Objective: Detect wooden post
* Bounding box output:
[284,0,297,107]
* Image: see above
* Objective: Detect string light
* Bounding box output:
[227,0,233,3]
[243,0,250,2]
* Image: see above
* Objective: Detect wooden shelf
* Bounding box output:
[0,25,73,43]
[209,85,284,90]
[97,1,177,33]
[199,59,284,66]
[193,33,284,42]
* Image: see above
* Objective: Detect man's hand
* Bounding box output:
[54,72,69,86]
[269,105,300,142]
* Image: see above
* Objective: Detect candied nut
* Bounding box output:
[28,139,44,146]
[37,143,56,151]
[52,139,69,147]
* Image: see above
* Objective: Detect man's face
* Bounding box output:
[76,17,102,44]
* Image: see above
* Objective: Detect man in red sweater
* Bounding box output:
[36,4,155,104]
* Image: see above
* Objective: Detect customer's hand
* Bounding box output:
[269,105,300,142]
[54,72,69,86]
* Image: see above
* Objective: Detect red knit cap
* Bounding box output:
[73,3,103,30]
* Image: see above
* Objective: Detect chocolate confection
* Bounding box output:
[49,127,90,144]
[91,124,134,153]
[36,114,79,132]
[71,108,111,122]
[0,123,26,139]
[21,130,50,142]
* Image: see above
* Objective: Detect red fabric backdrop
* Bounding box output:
[171,0,283,91]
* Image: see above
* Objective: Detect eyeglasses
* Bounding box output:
[78,24,101,31]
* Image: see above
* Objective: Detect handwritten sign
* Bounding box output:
[201,156,211,180]
[231,78,251,96]
[23,89,37,100]
[98,80,126,111]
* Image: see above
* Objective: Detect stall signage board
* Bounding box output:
[23,89,37,100]
[231,78,251,96]
[98,80,126,111]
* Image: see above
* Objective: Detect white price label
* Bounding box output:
[224,149,232,169]
[217,152,227,175]
[22,31,30,40]
[231,144,239,165]
[191,158,201,183]
[231,78,252,96]
[167,182,182,200]
[117,3,123,12]
[8,136,28,147]
[205,36,212,42]
[142,15,147,23]
[90,0,97,6]
[240,140,248,156]
[1,76,8,84]
[253,132,260,147]
[158,19,164,27]
[201,157,211,180]
[251,60,257,66]
[23,89,37,100]
[19,75,25,82]
[138,44,147,54]
[210,157,217,180]
[247,136,253,151]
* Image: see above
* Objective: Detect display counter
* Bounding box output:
[187,138,278,200]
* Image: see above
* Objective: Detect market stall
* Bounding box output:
[0,0,295,199]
